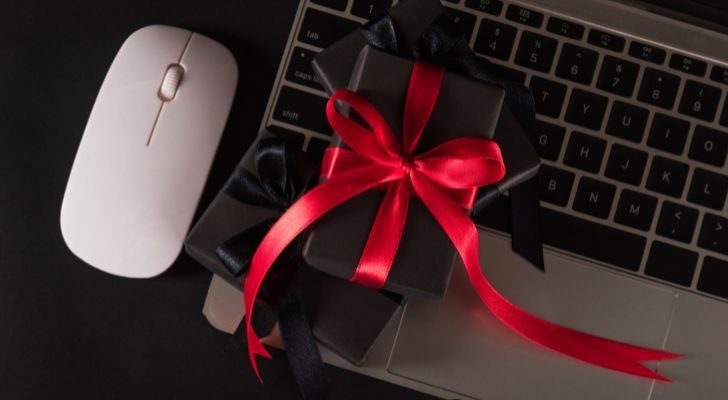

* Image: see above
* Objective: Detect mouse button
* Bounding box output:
[158,64,184,101]
[147,32,237,165]
[109,26,191,90]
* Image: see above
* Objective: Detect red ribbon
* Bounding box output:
[243,60,680,382]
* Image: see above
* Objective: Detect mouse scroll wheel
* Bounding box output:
[158,64,184,101]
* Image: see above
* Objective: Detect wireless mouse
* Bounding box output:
[61,25,238,278]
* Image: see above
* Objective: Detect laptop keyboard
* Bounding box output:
[262,0,728,302]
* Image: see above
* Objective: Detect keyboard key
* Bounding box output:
[538,165,574,206]
[563,131,607,173]
[351,0,393,19]
[541,208,646,271]
[637,68,680,109]
[273,86,332,135]
[573,177,616,219]
[505,5,543,27]
[645,241,698,287]
[546,17,584,40]
[529,76,566,118]
[720,94,728,127]
[678,80,722,121]
[532,120,566,160]
[646,114,690,155]
[614,189,657,231]
[698,214,728,256]
[688,125,728,167]
[267,125,306,149]
[311,0,347,11]
[646,156,689,197]
[688,168,728,210]
[555,43,599,85]
[298,8,360,49]
[628,41,666,64]
[306,137,330,163]
[444,7,477,40]
[285,47,322,90]
[514,31,558,73]
[473,19,517,61]
[710,65,728,85]
[605,101,649,142]
[564,89,608,130]
[465,0,503,15]
[588,29,625,52]
[605,144,647,186]
[596,56,640,97]
[670,54,707,76]
[656,201,699,243]
[697,257,728,300]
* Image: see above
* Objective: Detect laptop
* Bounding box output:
[208,0,728,398]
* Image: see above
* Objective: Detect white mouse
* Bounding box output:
[61,25,238,278]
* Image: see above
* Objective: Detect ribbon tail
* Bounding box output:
[410,174,680,382]
[351,178,411,288]
[243,165,398,381]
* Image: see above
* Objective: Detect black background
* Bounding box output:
[0,1,436,399]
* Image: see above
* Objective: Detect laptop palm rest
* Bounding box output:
[387,230,677,400]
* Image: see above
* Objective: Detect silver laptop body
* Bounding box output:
[219,0,728,398]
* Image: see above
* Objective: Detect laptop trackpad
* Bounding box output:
[388,230,676,400]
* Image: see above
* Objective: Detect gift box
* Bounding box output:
[302,46,505,299]
[184,136,403,365]
[312,0,539,202]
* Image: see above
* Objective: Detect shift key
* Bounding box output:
[298,8,360,49]
[273,86,332,135]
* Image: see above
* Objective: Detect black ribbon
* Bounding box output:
[216,138,330,400]
[362,12,545,270]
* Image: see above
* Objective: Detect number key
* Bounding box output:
[351,0,393,19]
[444,7,477,40]
[474,18,517,61]
[678,80,722,121]
[555,43,599,85]
[637,68,680,109]
[596,56,639,97]
[514,31,558,73]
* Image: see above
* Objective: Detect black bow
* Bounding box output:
[216,138,330,400]
[362,12,545,270]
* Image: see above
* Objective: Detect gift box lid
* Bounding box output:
[303,46,506,299]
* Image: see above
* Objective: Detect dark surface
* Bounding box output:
[0,1,435,399]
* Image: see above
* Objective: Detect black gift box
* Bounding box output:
[302,46,505,299]
[184,137,402,365]
[312,0,539,201]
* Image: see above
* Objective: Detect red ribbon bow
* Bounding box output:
[242,60,680,382]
